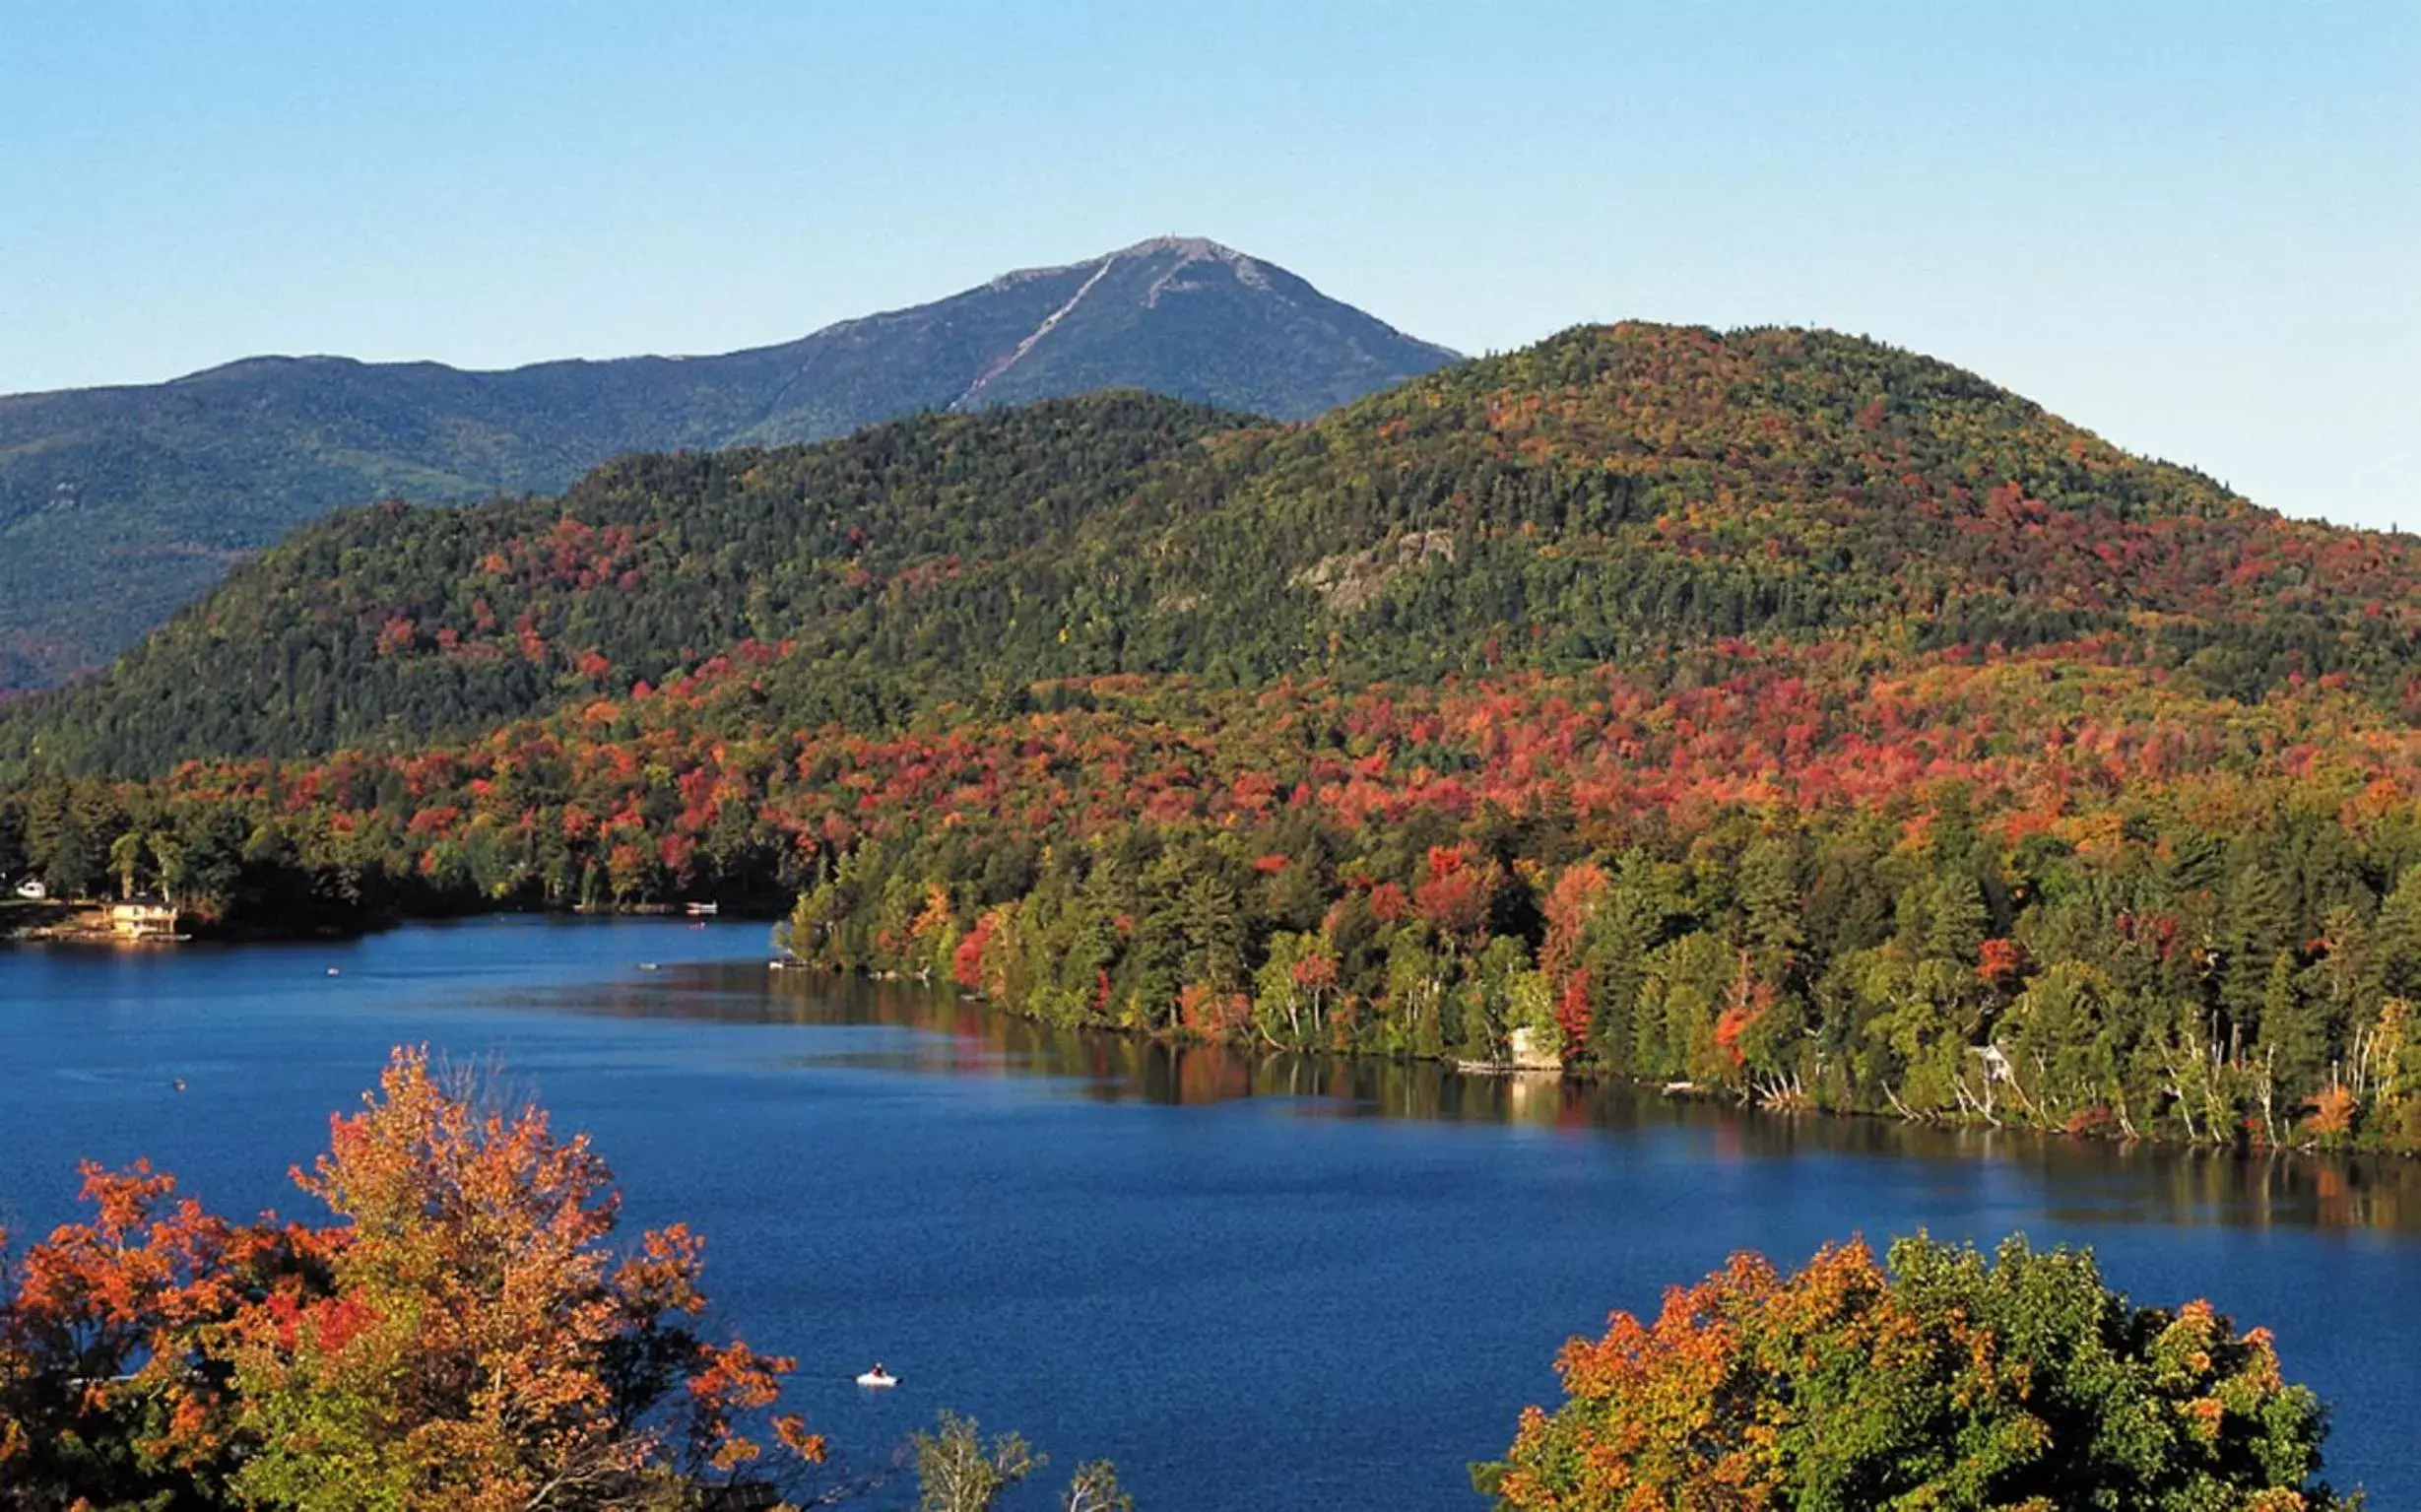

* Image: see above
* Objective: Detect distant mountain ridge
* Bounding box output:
[0,236,1457,690]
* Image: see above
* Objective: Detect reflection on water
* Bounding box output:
[486,959,2421,1237]
[12,919,2420,1509]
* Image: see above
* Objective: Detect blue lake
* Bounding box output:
[2,917,2414,1507]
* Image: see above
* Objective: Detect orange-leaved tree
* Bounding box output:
[0,1045,825,1511]
[0,1157,331,1507]
[1476,1234,2351,1512]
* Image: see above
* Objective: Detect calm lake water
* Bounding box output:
[3,917,2415,1507]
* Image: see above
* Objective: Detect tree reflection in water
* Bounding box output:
[491,960,2421,1236]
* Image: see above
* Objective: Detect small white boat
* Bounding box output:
[855,1365,898,1389]
[638,961,660,971]
[326,967,341,976]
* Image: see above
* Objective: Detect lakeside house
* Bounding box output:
[1507,1025,1562,1072]
[3,897,185,945]
[1455,1026,1565,1077]
[108,901,181,941]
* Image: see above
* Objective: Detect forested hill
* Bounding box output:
[0,236,1455,691]
[0,394,1245,773]
[22,321,2421,1157]
[8,321,2414,778]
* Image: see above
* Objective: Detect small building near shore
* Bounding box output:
[1455,1026,1566,1077]
[1507,1026,1562,1072]
[109,902,180,940]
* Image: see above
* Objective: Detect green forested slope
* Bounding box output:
[11,321,2414,778]
[0,395,1240,770]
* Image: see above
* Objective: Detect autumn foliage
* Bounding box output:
[0,1047,823,1511]
[1478,1235,2346,1512]
[21,324,2421,1150]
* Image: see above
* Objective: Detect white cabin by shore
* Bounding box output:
[109,902,181,940]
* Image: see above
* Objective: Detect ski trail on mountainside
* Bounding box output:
[950,252,1122,412]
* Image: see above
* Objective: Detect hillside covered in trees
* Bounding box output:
[0,235,1454,692]
[11,321,2421,1154]
[2,394,1244,769]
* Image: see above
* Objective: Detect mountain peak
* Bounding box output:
[1117,233,1255,266]
[985,234,1264,291]
[898,237,1451,421]
[1118,235,1274,296]
[1120,232,1234,254]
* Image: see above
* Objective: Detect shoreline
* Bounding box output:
[867,967,2400,1167]
[8,898,2394,1165]
[758,965,2421,1223]
[0,897,780,948]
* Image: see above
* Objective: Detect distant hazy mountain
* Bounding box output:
[0,236,1456,690]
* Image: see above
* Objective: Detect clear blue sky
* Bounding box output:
[3,1,2412,528]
